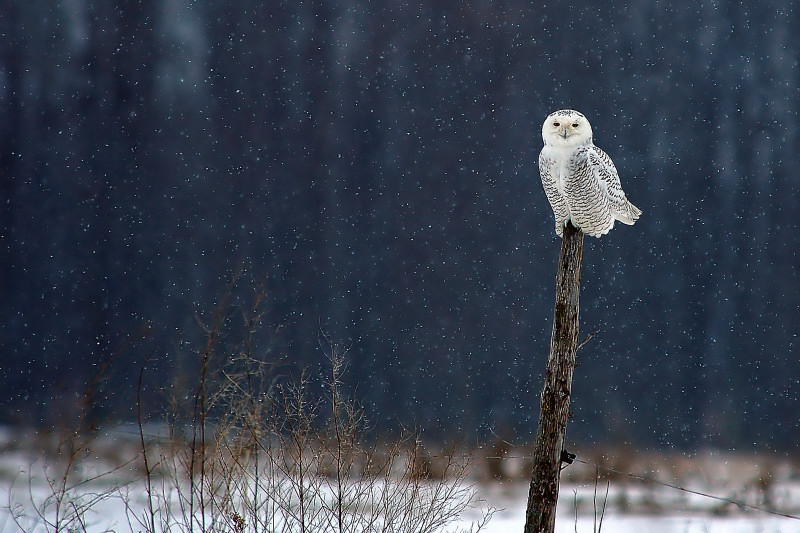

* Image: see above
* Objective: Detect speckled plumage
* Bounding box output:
[538,109,641,237]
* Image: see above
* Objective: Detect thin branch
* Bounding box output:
[577,330,597,352]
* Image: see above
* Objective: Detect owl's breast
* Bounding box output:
[541,146,573,197]
[554,159,571,196]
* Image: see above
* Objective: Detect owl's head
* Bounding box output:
[541,109,593,147]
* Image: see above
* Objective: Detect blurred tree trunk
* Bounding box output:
[524,221,584,533]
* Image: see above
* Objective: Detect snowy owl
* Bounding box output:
[538,109,641,237]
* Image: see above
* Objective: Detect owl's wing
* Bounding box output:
[587,145,641,224]
[587,146,625,205]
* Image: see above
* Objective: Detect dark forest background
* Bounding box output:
[2,1,799,451]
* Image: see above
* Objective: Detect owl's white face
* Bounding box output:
[541,110,593,148]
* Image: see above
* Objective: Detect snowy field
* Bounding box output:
[479,481,800,533]
[3,470,800,532]
[2,426,799,533]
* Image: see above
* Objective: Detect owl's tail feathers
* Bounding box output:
[614,200,642,225]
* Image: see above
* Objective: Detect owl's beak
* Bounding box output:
[561,128,569,139]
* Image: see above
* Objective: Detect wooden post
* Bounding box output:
[524,221,584,533]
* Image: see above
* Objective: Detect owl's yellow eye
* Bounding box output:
[553,122,560,127]
[572,123,579,127]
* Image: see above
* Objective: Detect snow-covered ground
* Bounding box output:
[2,426,799,533]
[477,481,800,533]
[4,475,800,533]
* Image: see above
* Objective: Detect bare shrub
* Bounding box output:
[6,433,120,533]
[4,351,136,533]
[129,280,493,533]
